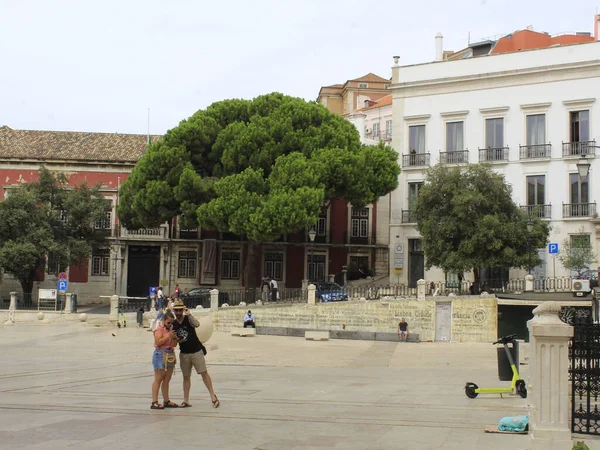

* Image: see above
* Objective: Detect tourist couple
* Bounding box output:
[151,299,219,410]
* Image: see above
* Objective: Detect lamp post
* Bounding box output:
[527,219,534,275]
[577,154,591,181]
[308,227,317,281]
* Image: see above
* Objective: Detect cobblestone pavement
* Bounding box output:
[0,319,594,449]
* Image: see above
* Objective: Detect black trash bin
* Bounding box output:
[137,308,144,328]
[497,339,519,381]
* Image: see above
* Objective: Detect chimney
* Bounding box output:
[435,33,444,61]
[595,14,600,41]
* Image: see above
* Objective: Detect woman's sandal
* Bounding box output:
[151,401,164,410]
[180,402,192,408]
[212,397,220,408]
[164,400,179,408]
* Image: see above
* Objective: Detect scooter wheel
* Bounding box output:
[117,322,121,329]
[465,382,479,399]
[516,380,527,398]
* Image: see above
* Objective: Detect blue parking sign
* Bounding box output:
[57,280,68,291]
[549,243,559,254]
[149,286,157,296]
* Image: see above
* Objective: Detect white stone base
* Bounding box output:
[231,328,256,337]
[305,331,330,341]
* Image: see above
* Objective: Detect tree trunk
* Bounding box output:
[472,267,480,294]
[244,241,262,289]
[19,274,34,295]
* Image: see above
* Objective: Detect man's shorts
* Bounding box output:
[180,351,207,376]
[400,330,408,335]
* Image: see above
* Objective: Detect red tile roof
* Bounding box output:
[351,73,391,83]
[361,94,392,111]
[0,126,160,163]
[491,29,595,54]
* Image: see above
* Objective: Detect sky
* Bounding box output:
[0,0,597,135]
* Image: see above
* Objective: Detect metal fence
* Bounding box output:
[0,292,37,310]
[118,297,150,313]
[221,287,307,306]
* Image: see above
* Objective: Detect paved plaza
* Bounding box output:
[0,314,597,449]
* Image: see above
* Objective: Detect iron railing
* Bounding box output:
[118,297,150,313]
[402,153,430,167]
[519,143,552,159]
[520,204,552,219]
[401,210,418,224]
[0,292,37,310]
[562,203,597,218]
[479,147,509,162]
[562,140,597,157]
[344,232,377,245]
[440,150,469,164]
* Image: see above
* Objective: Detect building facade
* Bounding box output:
[388,36,600,286]
[0,125,388,301]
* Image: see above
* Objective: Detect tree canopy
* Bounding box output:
[0,167,110,293]
[558,227,597,276]
[118,93,400,285]
[119,93,399,235]
[414,164,550,283]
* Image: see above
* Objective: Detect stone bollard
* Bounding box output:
[109,295,119,322]
[8,291,17,323]
[210,289,219,311]
[65,293,74,313]
[416,279,426,300]
[307,284,316,305]
[525,274,534,292]
[527,301,573,449]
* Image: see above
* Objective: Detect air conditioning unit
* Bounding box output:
[572,279,591,297]
[365,128,372,134]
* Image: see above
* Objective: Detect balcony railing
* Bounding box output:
[479,147,509,162]
[305,232,329,244]
[520,204,552,219]
[440,150,469,164]
[562,203,597,218]
[402,152,430,167]
[562,140,597,157]
[401,209,418,223]
[344,231,377,245]
[121,226,168,240]
[519,143,551,159]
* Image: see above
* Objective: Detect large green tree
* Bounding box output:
[558,227,597,277]
[414,164,550,285]
[0,167,110,294]
[118,93,400,286]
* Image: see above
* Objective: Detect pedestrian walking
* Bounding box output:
[269,277,279,302]
[171,300,219,408]
[151,311,179,409]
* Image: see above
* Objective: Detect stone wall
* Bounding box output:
[208,296,497,342]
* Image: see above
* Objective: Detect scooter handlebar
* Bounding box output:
[492,333,518,345]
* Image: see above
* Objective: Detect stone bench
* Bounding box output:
[305,331,330,341]
[231,328,256,337]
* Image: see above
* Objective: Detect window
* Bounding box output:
[446,121,464,151]
[178,251,197,278]
[408,182,423,210]
[571,234,591,249]
[570,173,589,204]
[317,216,326,236]
[526,176,545,206]
[570,111,590,142]
[385,120,392,138]
[47,252,67,275]
[351,207,369,238]
[485,118,504,148]
[58,209,68,225]
[221,251,240,280]
[308,254,326,281]
[91,248,110,276]
[372,122,380,138]
[94,211,112,230]
[526,114,546,145]
[358,83,368,88]
[409,125,425,153]
[264,252,283,281]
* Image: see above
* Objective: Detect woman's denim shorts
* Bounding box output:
[152,348,173,370]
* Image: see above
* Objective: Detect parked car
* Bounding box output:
[314,282,348,302]
[181,287,229,309]
[578,270,598,288]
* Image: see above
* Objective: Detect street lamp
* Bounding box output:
[527,219,534,275]
[577,154,591,181]
[308,227,317,281]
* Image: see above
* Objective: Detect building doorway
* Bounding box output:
[408,239,424,288]
[126,246,160,297]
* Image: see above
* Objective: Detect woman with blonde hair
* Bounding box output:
[151,311,179,409]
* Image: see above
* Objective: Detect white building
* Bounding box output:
[388,39,600,287]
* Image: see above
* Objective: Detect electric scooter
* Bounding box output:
[464,333,527,399]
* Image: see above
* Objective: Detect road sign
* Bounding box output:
[57,280,68,291]
[58,272,68,280]
[549,243,559,254]
[149,286,157,296]
[394,243,404,269]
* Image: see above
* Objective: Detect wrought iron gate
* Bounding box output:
[569,307,600,435]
